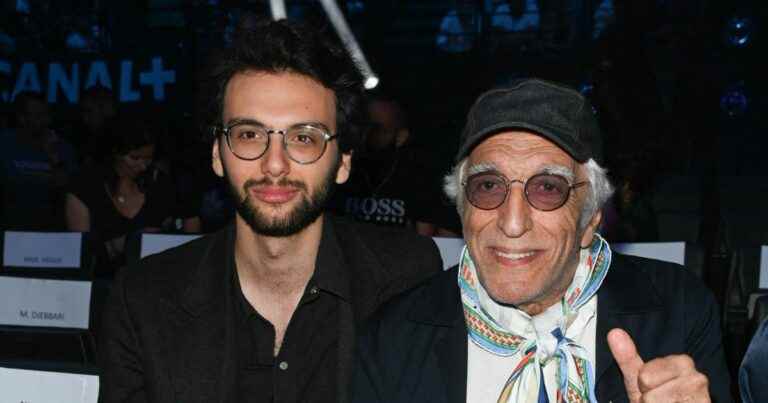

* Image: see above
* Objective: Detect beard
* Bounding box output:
[229,158,339,237]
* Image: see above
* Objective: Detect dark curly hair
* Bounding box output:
[204,17,365,153]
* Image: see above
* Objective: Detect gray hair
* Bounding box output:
[443,158,614,230]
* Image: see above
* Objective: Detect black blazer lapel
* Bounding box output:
[435,319,469,403]
[595,254,664,402]
[410,266,468,403]
[163,226,239,403]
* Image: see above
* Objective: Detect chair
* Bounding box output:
[124,232,202,265]
[0,364,99,403]
[0,231,97,368]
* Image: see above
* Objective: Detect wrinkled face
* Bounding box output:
[212,71,351,237]
[462,131,601,315]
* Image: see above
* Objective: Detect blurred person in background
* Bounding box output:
[0,91,77,230]
[64,114,197,273]
[333,94,458,236]
[72,86,116,167]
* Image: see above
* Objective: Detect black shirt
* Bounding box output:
[232,229,349,403]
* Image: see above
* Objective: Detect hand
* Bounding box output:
[607,328,710,403]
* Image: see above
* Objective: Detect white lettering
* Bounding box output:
[391,200,405,216]
[361,198,378,216]
[376,198,392,215]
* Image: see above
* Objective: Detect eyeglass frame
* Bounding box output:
[462,170,589,212]
[214,121,339,165]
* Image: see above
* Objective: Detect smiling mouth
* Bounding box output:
[495,250,536,260]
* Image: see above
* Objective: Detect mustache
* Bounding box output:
[242,177,308,192]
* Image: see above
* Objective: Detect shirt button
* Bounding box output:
[309,286,318,295]
[278,361,289,370]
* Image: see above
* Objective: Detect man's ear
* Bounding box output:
[580,210,603,248]
[212,138,224,178]
[335,151,352,184]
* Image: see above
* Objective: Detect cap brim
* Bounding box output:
[456,121,589,163]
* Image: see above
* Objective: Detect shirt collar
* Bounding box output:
[228,215,351,308]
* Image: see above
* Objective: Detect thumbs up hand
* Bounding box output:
[607,328,711,403]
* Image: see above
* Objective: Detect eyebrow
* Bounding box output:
[466,162,498,176]
[466,162,576,182]
[225,117,331,132]
[539,164,576,181]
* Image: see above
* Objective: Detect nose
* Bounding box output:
[496,184,532,238]
[260,133,290,177]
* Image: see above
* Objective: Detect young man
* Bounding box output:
[98,19,441,403]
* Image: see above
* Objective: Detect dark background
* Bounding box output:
[1,0,766,399]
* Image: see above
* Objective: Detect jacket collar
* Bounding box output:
[595,253,664,400]
[407,267,468,403]
[178,215,354,316]
[406,254,665,403]
[179,223,236,316]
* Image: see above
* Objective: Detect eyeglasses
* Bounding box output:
[463,171,588,211]
[216,122,338,164]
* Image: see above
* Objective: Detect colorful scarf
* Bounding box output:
[459,234,612,403]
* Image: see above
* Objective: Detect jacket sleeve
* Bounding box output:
[740,318,768,403]
[681,269,733,403]
[98,273,148,403]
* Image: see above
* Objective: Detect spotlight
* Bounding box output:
[724,15,753,48]
[270,0,287,20]
[720,83,748,117]
[319,0,380,91]
[364,76,379,90]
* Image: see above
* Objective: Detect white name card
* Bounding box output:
[3,231,82,268]
[140,233,201,259]
[759,246,768,289]
[613,242,686,266]
[0,367,99,403]
[0,277,91,329]
[432,237,466,270]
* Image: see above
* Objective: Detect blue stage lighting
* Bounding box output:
[724,16,752,48]
[720,83,748,117]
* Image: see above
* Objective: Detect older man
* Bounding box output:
[352,79,732,402]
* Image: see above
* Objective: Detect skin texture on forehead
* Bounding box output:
[466,162,577,182]
[461,131,601,316]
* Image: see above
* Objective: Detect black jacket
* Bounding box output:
[352,253,733,403]
[98,215,442,403]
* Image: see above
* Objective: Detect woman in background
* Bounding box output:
[64,115,198,273]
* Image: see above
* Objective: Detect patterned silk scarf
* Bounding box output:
[459,234,612,403]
